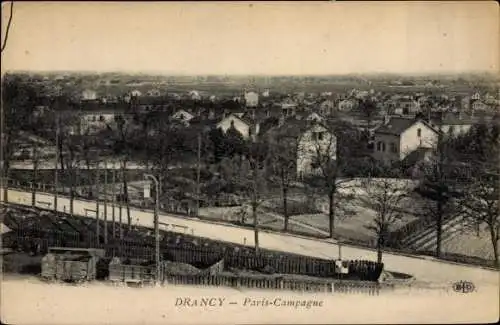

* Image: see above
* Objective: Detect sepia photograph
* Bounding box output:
[1,1,499,324]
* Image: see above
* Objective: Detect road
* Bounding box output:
[1,188,499,287]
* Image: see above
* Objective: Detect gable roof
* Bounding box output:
[218,113,256,127]
[375,117,438,136]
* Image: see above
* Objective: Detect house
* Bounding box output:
[471,100,489,112]
[262,89,270,98]
[397,97,420,115]
[81,89,97,101]
[244,91,259,108]
[268,119,336,178]
[171,109,195,125]
[78,109,122,135]
[304,112,325,123]
[188,90,201,101]
[319,99,335,115]
[216,113,260,141]
[372,116,439,166]
[75,100,131,135]
[280,98,298,117]
[146,89,162,97]
[130,89,143,97]
[432,112,476,137]
[338,98,357,111]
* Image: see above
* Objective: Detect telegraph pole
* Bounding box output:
[196,133,201,216]
[145,174,160,284]
[112,168,116,238]
[54,115,59,211]
[95,162,100,244]
[119,182,123,240]
[104,160,108,244]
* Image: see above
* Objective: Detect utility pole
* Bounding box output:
[145,174,160,284]
[112,168,116,238]
[96,162,100,244]
[104,160,108,244]
[119,182,123,240]
[54,115,59,212]
[196,133,201,216]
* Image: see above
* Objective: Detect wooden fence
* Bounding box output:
[162,273,384,295]
[3,205,384,281]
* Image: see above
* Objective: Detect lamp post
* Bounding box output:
[144,173,160,284]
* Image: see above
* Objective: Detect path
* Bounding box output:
[1,188,499,287]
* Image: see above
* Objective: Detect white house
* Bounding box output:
[189,90,201,101]
[245,91,259,107]
[372,116,439,166]
[81,89,97,101]
[433,112,476,138]
[471,100,489,111]
[269,121,336,179]
[216,113,260,140]
[338,99,357,111]
[296,123,336,178]
[171,109,194,125]
[130,89,143,97]
[79,110,120,135]
[146,89,162,97]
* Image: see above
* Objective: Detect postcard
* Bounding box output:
[1,1,499,324]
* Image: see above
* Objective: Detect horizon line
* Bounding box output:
[3,69,499,78]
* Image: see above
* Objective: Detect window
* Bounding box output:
[99,115,104,122]
[390,142,397,153]
[317,132,324,141]
[91,116,96,122]
[417,128,422,137]
[377,141,384,151]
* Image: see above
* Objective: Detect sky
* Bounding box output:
[1,1,499,75]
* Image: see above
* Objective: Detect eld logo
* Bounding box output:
[452,281,475,294]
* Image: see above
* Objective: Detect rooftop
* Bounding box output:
[375,117,437,136]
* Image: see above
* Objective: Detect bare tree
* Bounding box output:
[454,120,500,266]
[415,120,461,258]
[364,178,408,263]
[270,136,296,231]
[62,134,81,216]
[459,165,499,266]
[103,114,136,230]
[304,122,354,239]
[241,141,270,254]
[1,75,37,202]
[30,141,41,206]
